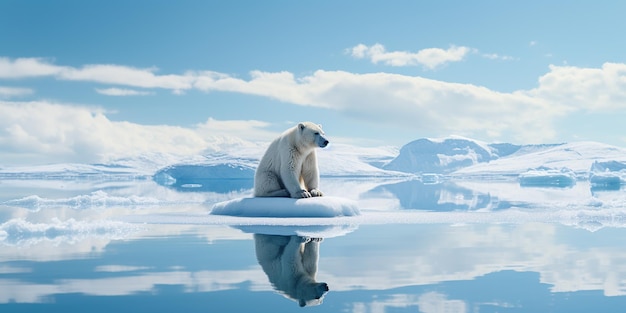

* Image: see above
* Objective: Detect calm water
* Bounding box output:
[2,177,626,312]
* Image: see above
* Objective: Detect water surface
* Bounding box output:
[2,178,626,312]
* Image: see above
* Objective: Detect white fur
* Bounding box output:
[254,234,329,307]
[254,122,329,198]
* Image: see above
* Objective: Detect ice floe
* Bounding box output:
[210,196,360,218]
[518,167,577,187]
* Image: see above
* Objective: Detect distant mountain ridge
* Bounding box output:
[2,137,626,183]
[383,137,496,174]
[382,136,564,174]
[383,136,626,177]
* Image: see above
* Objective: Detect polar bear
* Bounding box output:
[254,234,329,307]
[254,122,329,198]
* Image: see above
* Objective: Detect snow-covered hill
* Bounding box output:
[454,141,626,177]
[152,144,407,188]
[381,136,562,174]
[2,136,626,184]
[382,136,500,174]
[380,136,626,178]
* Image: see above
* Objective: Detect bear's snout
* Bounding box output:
[320,139,329,148]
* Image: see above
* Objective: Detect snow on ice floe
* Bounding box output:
[210,196,360,218]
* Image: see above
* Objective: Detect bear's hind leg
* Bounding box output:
[255,171,290,197]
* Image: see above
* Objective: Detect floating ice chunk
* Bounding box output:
[153,172,176,186]
[210,196,360,217]
[589,173,621,190]
[519,167,576,187]
[2,191,163,210]
[589,160,626,189]
[591,160,626,172]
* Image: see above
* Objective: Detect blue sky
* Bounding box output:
[2,1,626,165]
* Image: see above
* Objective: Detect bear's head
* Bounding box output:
[298,122,329,149]
[297,282,329,307]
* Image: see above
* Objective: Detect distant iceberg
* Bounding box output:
[383,136,501,174]
[151,153,257,192]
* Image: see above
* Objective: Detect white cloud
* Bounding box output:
[60,64,194,91]
[349,43,471,69]
[0,101,205,164]
[0,86,34,98]
[194,62,626,143]
[0,57,194,93]
[0,100,276,165]
[196,117,273,140]
[481,53,515,61]
[193,69,561,143]
[3,57,626,152]
[525,63,626,111]
[0,57,66,78]
[95,87,153,96]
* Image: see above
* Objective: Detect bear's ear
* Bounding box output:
[318,124,323,129]
[298,123,305,131]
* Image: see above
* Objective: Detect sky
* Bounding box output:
[2,0,626,166]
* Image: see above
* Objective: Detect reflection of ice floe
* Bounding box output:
[235,224,358,238]
[126,205,626,233]
[0,218,142,246]
[519,167,576,187]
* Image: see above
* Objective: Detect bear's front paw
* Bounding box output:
[293,189,312,198]
[309,189,323,197]
[294,236,310,243]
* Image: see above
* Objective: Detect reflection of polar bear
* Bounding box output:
[254,122,329,198]
[254,234,329,307]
